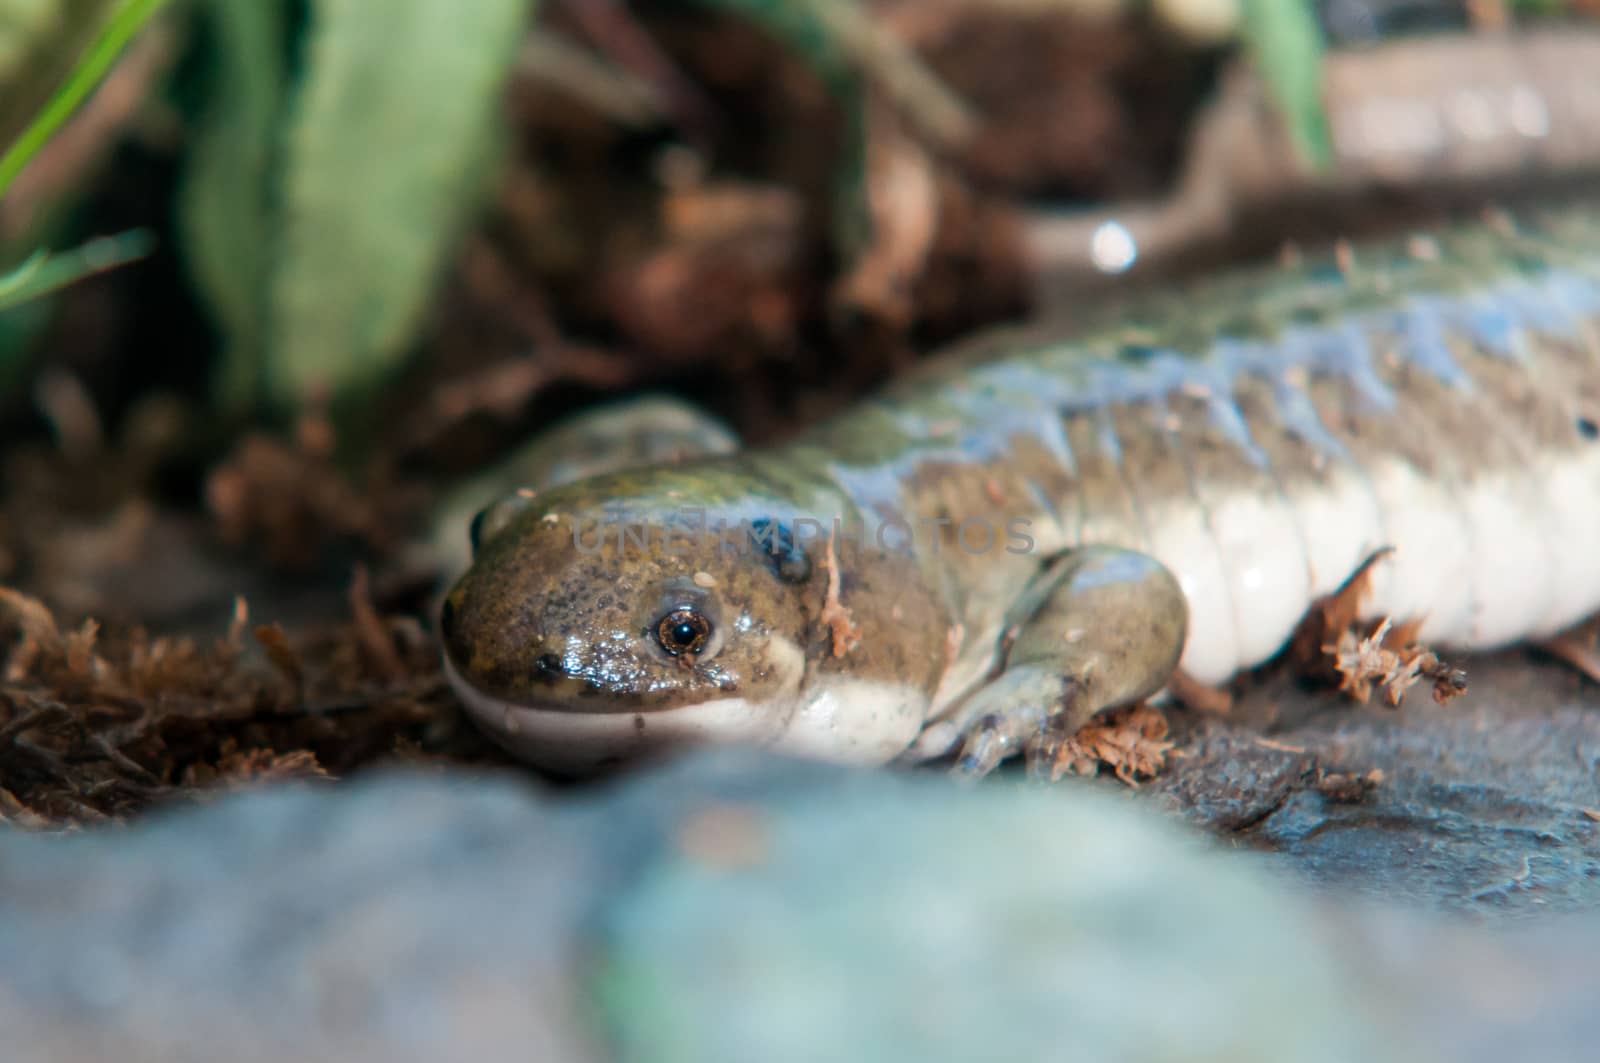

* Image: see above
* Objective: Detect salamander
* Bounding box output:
[440,202,1600,776]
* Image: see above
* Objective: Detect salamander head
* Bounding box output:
[440,465,839,774]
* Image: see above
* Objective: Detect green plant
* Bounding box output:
[0,230,151,312]
[0,0,167,391]
[179,0,538,412]
[0,0,170,197]
[1236,0,1330,169]
[0,0,168,300]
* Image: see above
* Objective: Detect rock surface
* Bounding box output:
[1149,653,1600,913]
[1,748,1599,1062]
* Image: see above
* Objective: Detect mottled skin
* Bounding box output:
[443,203,1600,776]
[429,396,740,580]
[443,459,956,771]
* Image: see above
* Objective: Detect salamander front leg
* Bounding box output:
[947,546,1188,779]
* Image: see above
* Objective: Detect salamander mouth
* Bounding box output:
[440,653,784,776]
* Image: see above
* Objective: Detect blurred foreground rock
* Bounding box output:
[2,750,1599,1062]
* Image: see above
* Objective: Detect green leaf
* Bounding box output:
[0,250,45,301]
[0,230,152,394]
[176,0,286,407]
[0,0,170,200]
[1237,0,1331,171]
[267,0,534,407]
[0,228,152,311]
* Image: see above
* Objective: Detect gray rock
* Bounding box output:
[1,749,1598,1062]
[590,758,1390,1063]
[1328,908,1600,1063]
[1151,656,1600,913]
[0,774,605,1063]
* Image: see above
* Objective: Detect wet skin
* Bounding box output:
[442,203,1600,776]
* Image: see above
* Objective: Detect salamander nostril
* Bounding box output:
[534,653,564,679]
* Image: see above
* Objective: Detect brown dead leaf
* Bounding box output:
[1327,618,1397,704]
[254,623,304,691]
[0,584,488,826]
[1325,616,1466,707]
[0,586,63,679]
[206,427,416,572]
[215,747,331,787]
[1054,704,1174,786]
[183,739,332,789]
[1385,615,1427,652]
[1297,549,1462,708]
[1290,547,1393,675]
[350,565,409,683]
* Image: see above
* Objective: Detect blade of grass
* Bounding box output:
[0,1,121,155]
[0,252,46,303]
[0,0,170,200]
[0,228,152,311]
[0,228,153,398]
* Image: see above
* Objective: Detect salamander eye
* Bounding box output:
[655,607,712,656]
[468,509,488,555]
